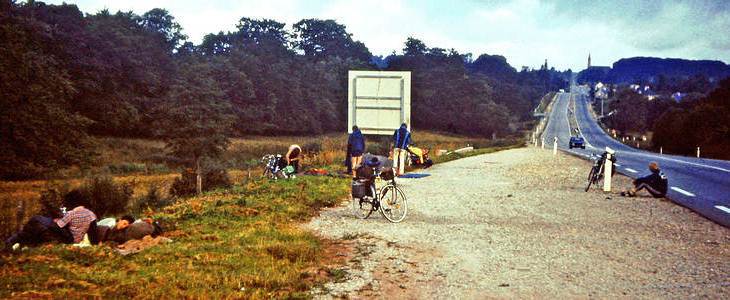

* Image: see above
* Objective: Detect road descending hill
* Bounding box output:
[307,148,729,298]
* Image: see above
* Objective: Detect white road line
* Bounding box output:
[715,205,730,214]
[630,151,730,174]
[624,168,638,173]
[614,163,622,167]
[571,94,595,149]
[670,186,696,197]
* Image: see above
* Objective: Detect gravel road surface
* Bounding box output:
[306,147,729,299]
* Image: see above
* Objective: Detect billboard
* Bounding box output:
[347,71,411,135]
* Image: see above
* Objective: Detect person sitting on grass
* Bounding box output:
[4,190,98,250]
[621,162,668,198]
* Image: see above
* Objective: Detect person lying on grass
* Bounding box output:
[621,162,668,198]
[96,216,162,245]
[4,190,98,251]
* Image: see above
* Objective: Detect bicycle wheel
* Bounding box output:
[379,184,407,223]
[352,197,373,219]
[352,185,375,219]
[585,167,595,192]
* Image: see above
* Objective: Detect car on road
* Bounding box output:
[569,136,585,149]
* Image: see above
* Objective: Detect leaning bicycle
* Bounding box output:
[351,166,408,223]
[261,154,295,180]
[585,151,616,192]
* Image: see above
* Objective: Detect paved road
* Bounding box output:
[541,91,730,227]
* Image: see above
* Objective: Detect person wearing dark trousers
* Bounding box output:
[621,162,668,198]
[347,125,366,177]
[5,190,98,250]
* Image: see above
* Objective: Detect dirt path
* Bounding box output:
[306,148,730,298]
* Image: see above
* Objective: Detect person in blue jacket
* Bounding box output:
[392,123,410,175]
[347,125,366,177]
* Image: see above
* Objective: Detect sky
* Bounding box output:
[43,0,730,71]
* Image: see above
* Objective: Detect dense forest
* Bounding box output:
[0,1,567,179]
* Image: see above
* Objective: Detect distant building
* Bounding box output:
[587,53,591,68]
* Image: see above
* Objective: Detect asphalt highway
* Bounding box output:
[541,91,730,227]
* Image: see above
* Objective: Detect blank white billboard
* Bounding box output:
[347,70,411,135]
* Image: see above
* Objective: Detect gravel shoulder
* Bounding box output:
[306,147,730,299]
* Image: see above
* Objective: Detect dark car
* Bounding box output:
[569,136,586,149]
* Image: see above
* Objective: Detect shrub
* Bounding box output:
[170,166,232,197]
[131,182,171,213]
[76,176,134,217]
[39,186,69,219]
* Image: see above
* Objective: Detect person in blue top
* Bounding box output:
[347,125,366,177]
[392,123,410,175]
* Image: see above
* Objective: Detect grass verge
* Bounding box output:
[0,176,349,299]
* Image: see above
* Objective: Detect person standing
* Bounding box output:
[392,123,411,176]
[347,125,366,177]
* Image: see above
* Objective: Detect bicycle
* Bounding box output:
[585,151,616,192]
[261,154,295,180]
[351,167,408,223]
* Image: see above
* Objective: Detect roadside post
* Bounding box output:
[660,147,663,154]
[603,147,615,192]
[697,147,700,158]
[553,136,558,155]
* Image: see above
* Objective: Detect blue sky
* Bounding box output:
[44,0,730,71]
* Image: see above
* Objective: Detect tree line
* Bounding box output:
[0,1,567,180]
[603,78,730,159]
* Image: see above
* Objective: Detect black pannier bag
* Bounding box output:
[351,179,371,199]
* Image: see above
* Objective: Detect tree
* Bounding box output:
[293,19,371,62]
[403,37,427,56]
[0,7,93,179]
[234,17,289,49]
[137,8,187,52]
[154,56,234,194]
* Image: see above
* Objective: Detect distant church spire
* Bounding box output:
[587,53,591,68]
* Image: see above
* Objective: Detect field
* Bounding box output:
[0,132,521,297]
[1,176,350,298]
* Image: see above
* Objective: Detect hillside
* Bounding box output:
[577,57,730,84]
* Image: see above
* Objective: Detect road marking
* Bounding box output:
[631,152,730,174]
[670,186,696,197]
[571,94,595,148]
[715,205,730,214]
[614,163,621,167]
[624,168,638,173]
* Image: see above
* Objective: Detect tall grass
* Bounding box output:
[0,176,350,298]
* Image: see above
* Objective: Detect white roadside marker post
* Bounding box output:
[553,137,558,155]
[660,147,663,154]
[697,147,700,158]
[603,147,615,192]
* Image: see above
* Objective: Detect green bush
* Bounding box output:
[170,166,232,197]
[76,176,134,217]
[131,182,171,213]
